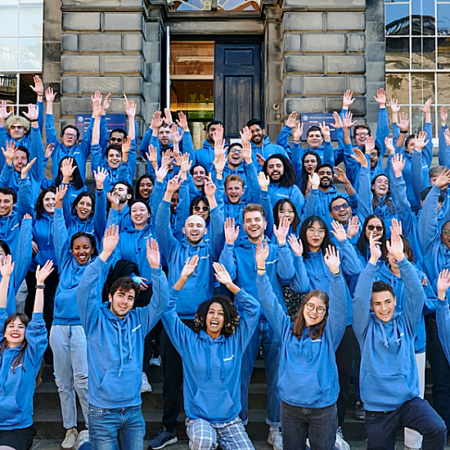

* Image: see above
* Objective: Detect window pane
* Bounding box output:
[386,3,410,35]
[386,37,410,69]
[18,37,42,71]
[0,75,18,107]
[411,72,435,105]
[438,4,450,36]
[412,0,436,35]
[412,37,436,69]
[386,73,410,105]
[0,7,18,37]
[19,5,43,37]
[0,38,18,71]
[437,37,450,68]
[411,105,435,134]
[170,43,214,77]
[437,73,450,104]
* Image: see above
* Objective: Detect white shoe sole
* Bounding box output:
[150,436,178,449]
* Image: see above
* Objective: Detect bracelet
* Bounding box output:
[400,130,407,134]
[36,284,45,289]
[29,119,38,123]
[257,267,265,271]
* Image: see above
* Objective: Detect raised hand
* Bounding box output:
[385,137,396,155]
[204,174,216,198]
[146,145,158,166]
[331,111,343,129]
[258,171,270,192]
[320,121,331,141]
[176,111,189,131]
[441,106,448,126]
[240,126,251,144]
[45,87,57,103]
[435,168,450,189]
[55,185,68,207]
[386,228,404,262]
[151,111,163,130]
[324,245,340,275]
[273,216,290,245]
[365,136,375,153]
[419,98,433,115]
[350,147,368,168]
[414,131,429,152]
[445,129,450,146]
[61,157,77,181]
[180,153,193,176]
[288,234,303,257]
[124,95,136,118]
[167,175,184,195]
[45,143,55,159]
[334,166,349,184]
[156,164,169,183]
[346,215,360,239]
[0,101,13,122]
[121,136,131,157]
[0,255,14,278]
[389,98,401,114]
[92,98,102,119]
[102,93,112,113]
[343,111,357,129]
[91,91,102,106]
[214,138,226,162]
[390,218,403,238]
[161,150,173,168]
[213,262,234,286]
[30,75,44,97]
[102,225,120,256]
[309,172,320,189]
[437,269,450,299]
[163,108,173,126]
[391,153,405,176]
[1,141,16,164]
[397,111,410,131]
[342,90,355,109]
[146,238,160,269]
[256,152,266,168]
[93,166,108,190]
[330,220,347,242]
[21,158,37,179]
[22,104,39,121]
[369,232,382,264]
[212,124,224,143]
[107,192,120,210]
[224,217,240,245]
[373,88,386,107]
[293,122,303,142]
[256,239,270,268]
[36,260,54,285]
[286,111,298,128]
[171,123,184,145]
[181,255,199,279]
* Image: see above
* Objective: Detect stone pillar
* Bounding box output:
[282,0,368,122]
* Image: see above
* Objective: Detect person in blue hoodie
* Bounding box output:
[436,269,450,365]
[193,120,225,172]
[51,185,101,449]
[163,256,260,450]
[148,175,225,449]
[76,226,168,450]
[256,240,349,450]
[353,229,446,450]
[0,256,50,450]
[219,204,294,450]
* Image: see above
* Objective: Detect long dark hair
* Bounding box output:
[135,174,154,201]
[356,214,387,260]
[0,312,30,372]
[263,154,297,188]
[71,192,95,220]
[35,187,56,220]
[299,216,334,259]
[301,151,321,194]
[273,199,300,234]
[55,156,85,191]
[292,290,329,340]
[194,296,240,338]
[0,240,11,256]
[190,196,210,219]
[371,174,396,214]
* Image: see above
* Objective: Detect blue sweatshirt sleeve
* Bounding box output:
[288,185,304,217]
[423,122,434,168]
[90,144,104,176]
[209,204,225,262]
[78,117,94,162]
[375,108,390,159]
[24,312,48,367]
[99,116,108,153]
[17,177,33,220]
[180,130,195,160]
[256,273,291,340]
[418,185,441,255]
[0,163,13,189]
[37,101,44,134]
[276,125,293,157]
[437,299,450,364]
[29,127,45,183]
[219,243,237,281]
[244,162,261,204]
[352,262,377,344]
[339,238,363,277]
[13,217,32,288]
[260,191,274,240]
[439,125,450,167]
[411,151,425,209]
[356,165,373,222]
[93,189,107,241]
[149,180,165,226]
[290,256,312,293]
[291,142,303,188]
[53,208,69,269]
[233,288,261,349]
[155,200,177,261]
[173,180,189,236]
[328,272,348,350]
[0,127,6,170]
[323,141,335,167]
[276,244,295,280]
[139,127,152,157]
[302,188,319,220]
[45,113,59,147]
[391,174,415,235]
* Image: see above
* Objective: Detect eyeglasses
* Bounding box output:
[355,133,369,137]
[367,225,383,232]
[193,206,209,212]
[332,203,350,212]
[229,148,241,154]
[442,230,450,236]
[10,125,24,130]
[307,228,325,235]
[64,133,77,139]
[305,303,326,314]
[110,137,124,143]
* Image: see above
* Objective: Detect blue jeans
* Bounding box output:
[239,318,281,427]
[89,405,145,450]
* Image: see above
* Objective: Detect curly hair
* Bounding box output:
[194,296,240,338]
[263,154,297,188]
[35,186,56,220]
[5,115,30,134]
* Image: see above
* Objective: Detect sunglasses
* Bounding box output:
[193,206,209,212]
[332,203,350,212]
[442,230,450,236]
[110,137,124,143]
[305,303,326,314]
[367,225,383,232]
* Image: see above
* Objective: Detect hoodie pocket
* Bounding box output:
[192,389,235,422]
[97,368,141,403]
[361,372,414,409]
[0,396,23,426]
[279,370,324,406]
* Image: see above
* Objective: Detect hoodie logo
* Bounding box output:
[266,259,277,265]
[223,354,235,362]
[199,254,210,260]
[396,332,404,344]
[132,324,141,333]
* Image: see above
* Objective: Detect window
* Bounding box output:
[0,73,42,116]
[385,0,450,137]
[168,0,260,12]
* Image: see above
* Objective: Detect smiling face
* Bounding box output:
[243,210,266,242]
[0,193,15,217]
[75,196,93,221]
[303,296,327,327]
[441,221,450,249]
[303,154,318,174]
[109,288,136,319]
[109,131,125,146]
[228,145,243,167]
[192,200,210,221]
[307,130,323,149]
[138,177,153,199]
[306,220,326,252]
[62,127,78,148]
[183,215,207,244]
[318,166,333,189]
[267,158,284,182]
[130,202,150,229]
[405,138,415,154]
[43,191,56,215]
[365,217,384,240]
[225,180,244,204]
[278,202,295,225]
[371,291,397,322]
[106,148,122,169]
[372,175,389,198]
[5,317,26,348]
[13,149,28,173]
[367,148,379,169]
[72,236,94,265]
[249,124,265,145]
[8,121,25,140]
[170,192,179,215]
[112,183,131,204]
[193,166,207,188]
[206,302,225,339]
[355,127,370,147]
[159,126,173,146]
[330,198,352,224]
[0,246,7,265]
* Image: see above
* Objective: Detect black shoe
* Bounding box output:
[355,400,365,420]
[147,427,178,449]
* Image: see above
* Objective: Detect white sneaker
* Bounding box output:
[267,430,283,450]
[75,430,89,449]
[335,432,350,450]
[150,355,162,366]
[62,427,78,449]
[141,371,152,393]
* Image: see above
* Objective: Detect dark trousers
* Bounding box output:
[160,320,196,432]
[365,397,447,450]
[335,325,357,427]
[281,401,338,450]
[426,314,450,435]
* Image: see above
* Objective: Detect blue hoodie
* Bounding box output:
[0,309,47,430]
[219,237,294,315]
[194,139,217,172]
[162,286,260,423]
[353,259,425,411]
[375,262,436,354]
[77,257,168,409]
[251,137,288,171]
[436,298,450,365]
[439,124,450,167]
[257,271,347,408]
[53,208,97,325]
[268,183,304,218]
[31,212,56,272]
[155,200,224,319]
[290,241,361,325]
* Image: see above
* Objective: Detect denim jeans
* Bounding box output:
[50,324,89,429]
[365,397,447,450]
[89,405,145,450]
[281,401,338,450]
[239,318,281,427]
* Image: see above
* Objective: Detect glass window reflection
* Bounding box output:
[412,0,435,35]
[387,73,410,105]
[438,4,450,36]
[386,37,410,69]
[412,37,435,69]
[386,3,410,35]
[411,72,435,105]
[438,73,450,104]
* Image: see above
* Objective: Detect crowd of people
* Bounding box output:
[1,76,450,450]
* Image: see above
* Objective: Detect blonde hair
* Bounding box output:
[5,115,30,134]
